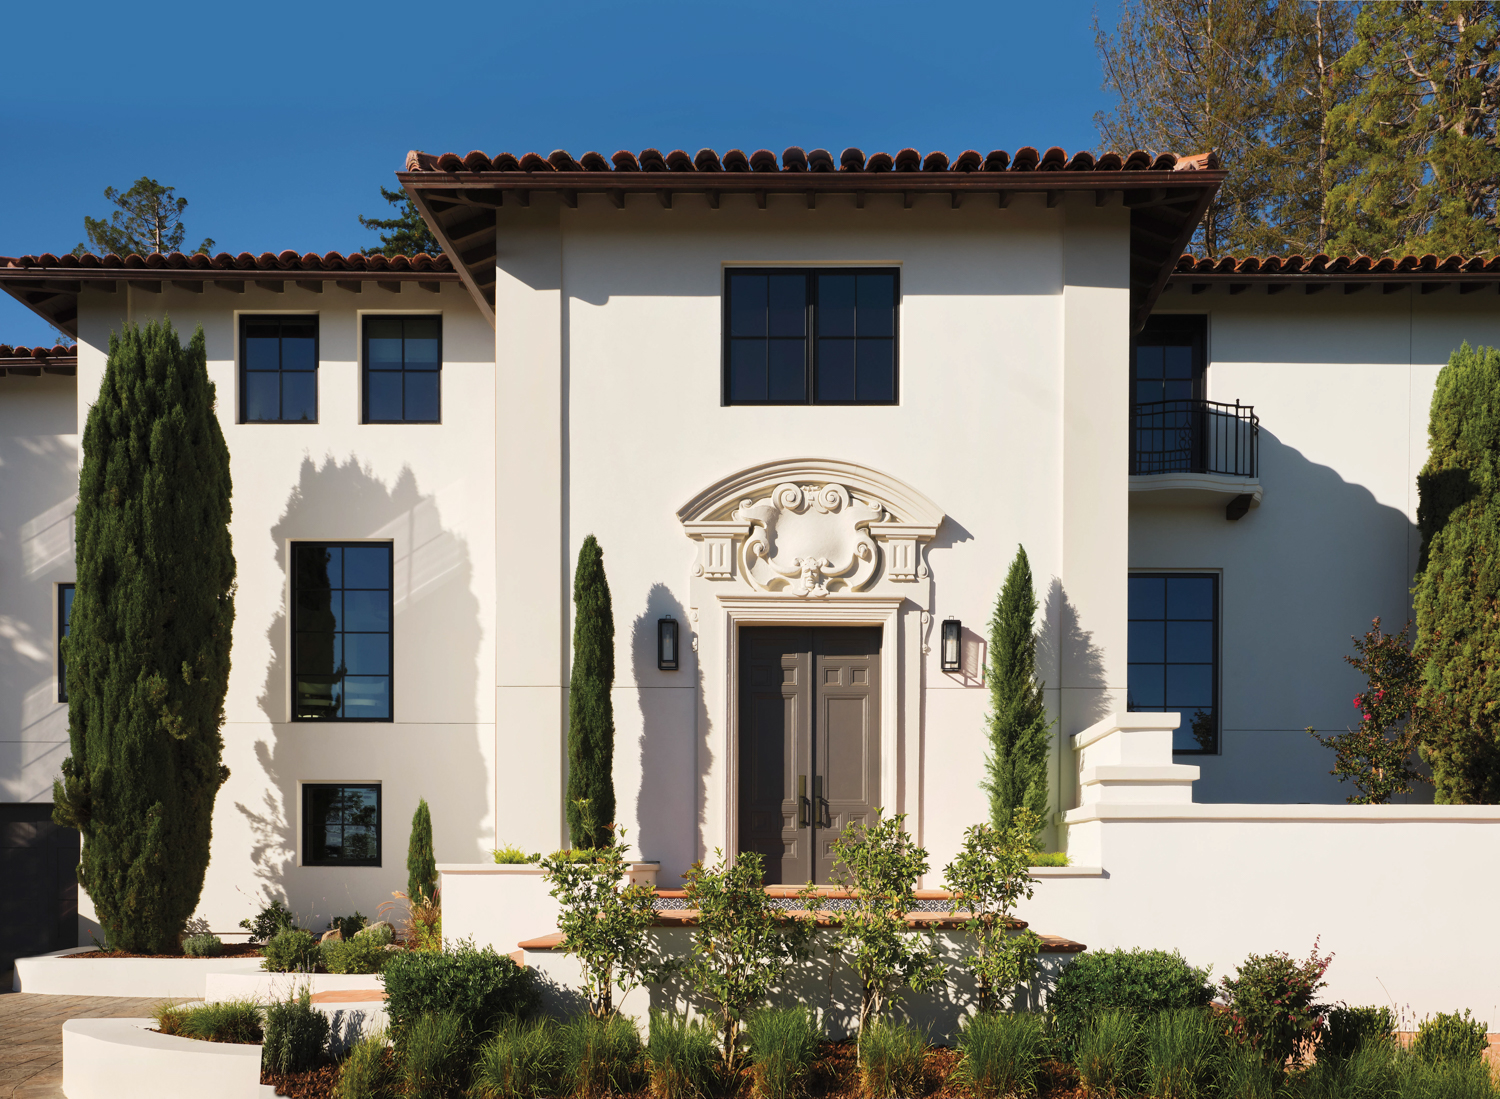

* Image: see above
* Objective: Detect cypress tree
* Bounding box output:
[406,798,437,904]
[52,319,234,951]
[1414,343,1500,803]
[567,534,615,850]
[982,545,1052,839]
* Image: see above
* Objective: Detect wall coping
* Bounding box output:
[437,861,659,876]
[1065,802,1500,825]
[1073,712,1181,751]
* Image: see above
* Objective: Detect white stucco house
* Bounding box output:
[3,143,1500,1011]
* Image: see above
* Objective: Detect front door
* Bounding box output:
[737,627,881,884]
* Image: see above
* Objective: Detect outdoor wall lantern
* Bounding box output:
[940,619,962,673]
[658,616,680,671]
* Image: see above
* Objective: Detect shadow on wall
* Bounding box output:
[1037,577,1110,732]
[237,454,485,921]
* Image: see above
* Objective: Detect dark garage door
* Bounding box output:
[1,804,79,973]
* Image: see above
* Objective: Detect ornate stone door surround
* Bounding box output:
[677,458,946,862]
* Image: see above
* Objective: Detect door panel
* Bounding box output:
[812,628,881,884]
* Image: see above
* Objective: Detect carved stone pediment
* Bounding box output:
[735,482,882,595]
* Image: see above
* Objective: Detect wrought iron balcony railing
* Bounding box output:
[1131,398,1259,477]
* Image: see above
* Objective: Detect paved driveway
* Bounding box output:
[0,990,166,1099]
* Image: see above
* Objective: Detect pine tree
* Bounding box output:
[1414,343,1500,803]
[406,798,437,904]
[52,319,234,951]
[567,535,615,850]
[358,186,441,256]
[75,177,214,256]
[982,546,1052,841]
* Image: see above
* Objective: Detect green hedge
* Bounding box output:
[382,941,539,1053]
[1048,948,1214,1055]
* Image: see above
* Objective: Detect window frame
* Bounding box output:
[289,540,395,723]
[1126,570,1221,755]
[361,313,443,424]
[721,266,901,406]
[300,782,382,867]
[57,582,74,703]
[239,313,320,424]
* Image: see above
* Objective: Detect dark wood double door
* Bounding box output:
[738,627,881,885]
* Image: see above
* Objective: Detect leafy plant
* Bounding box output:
[334,1029,394,1099]
[745,1007,822,1099]
[1412,1009,1490,1066]
[329,911,366,940]
[262,928,320,973]
[559,1012,642,1099]
[646,1011,720,1099]
[355,921,395,946]
[400,1011,467,1099]
[182,932,223,957]
[857,1018,929,1099]
[1322,1002,1396,1062]
[493,845,540,865]
[681,847,817,1069]
[1073,1010,1141,1096]
[262,988,330,1074]
[1029,851,1070,867]
[153,999,264,1043]
[829,810,946,1043]
[1220,940,1332,1068]
[540,828,667,1018]
[408,798,438,905]
[953,1011,1045,1099]
[321,935,391,975]
[942,809,1043,1013]
[382,941,538,1055]
[1047,948,1214,1056]
[1142,1009,1222,1099]
[383,888,442,952]
[240,899,296,944]
[474,1018,563,1099]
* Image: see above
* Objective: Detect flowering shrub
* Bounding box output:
[1219,939,1332,1068]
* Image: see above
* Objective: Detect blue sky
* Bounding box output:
[1,0,1118,347]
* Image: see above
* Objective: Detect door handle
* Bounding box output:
[798,774,809,828]
[814,775,830,828]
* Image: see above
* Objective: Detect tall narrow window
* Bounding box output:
[242,316,318,423]
[1127,573,1219,753]
[57,583,75,703]
[292,543,393,721]
[364,316,441,423]
[724,268,898,405]
[1131,315,1207,475]
[303,783,381,866]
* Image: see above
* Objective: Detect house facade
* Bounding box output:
[3,144,1499,954]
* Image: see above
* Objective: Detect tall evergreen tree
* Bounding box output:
[407,798,437,904]
[567,535,615,850]
[358,186,441,256]
[52,320,234,951]
[1414,343,1500,803]
[982,546,1052,840]
[75,177,214,256]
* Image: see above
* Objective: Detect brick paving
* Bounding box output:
[0,989,171,1099]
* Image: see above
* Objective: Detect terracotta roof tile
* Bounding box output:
[0,250,453,272]
[0,343,77,376]
[1175,252,1500,275]
[0,343,74,360]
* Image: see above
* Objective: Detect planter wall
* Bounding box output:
[14,947,264,997]
[61,1018,268,1099]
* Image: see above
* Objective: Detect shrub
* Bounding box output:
[1397,1053,1499,1099]
[262,928,319,973]
[1412,1009,1490,1066]
[355,921,394,946]
[240,898,296,943]
[1029,851,1070,867]
[382,941,538,1054]
[408,798,437,906]
[399,1012,467,1099]
[1073,1010,1140,1096]
[943,809,1043,1013]
[858,1018,928,1099]
[746,1007,821,1099]
[474,1019,563,1099]
[646,1011,720,1099]
[493,845,539,865]
[559,1012,641,1099]
[1048,948,1213,1056]
[329,911,366,939]
[1322,1003,1396,1062]
[1142,1009,1222,1099]
[1299,1036,1401,1099]
[262,989,330,1074]
[154,999,264,1043]
[334,1030,393,1099]
[953,1011,1044,1098]
[322,935,391,975]
[1220,940,1332,1068]
[399,889,443,952]
[182,932,223,957]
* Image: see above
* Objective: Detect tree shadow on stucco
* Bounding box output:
[237,454,484,925]
[1037,577,1110,734]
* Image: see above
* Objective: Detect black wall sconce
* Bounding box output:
[658,616,680,671]
[940,619,962,673]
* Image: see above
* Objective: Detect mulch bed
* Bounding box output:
[261,1059,340,1099]
[64,943,265,959]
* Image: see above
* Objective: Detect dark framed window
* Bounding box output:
[57,583,75,703]
[1133,315,1206,406]
[1127,573,1219,753]
[302,783,381,866]
[364,315,441,423]
[724,268,898,404]
[291,543,393,721]
[242,315,318,423]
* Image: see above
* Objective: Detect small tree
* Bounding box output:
[567,535,616,850]
[942,809,1044,1014]
[76,177,214,256]
[829,811,946,1045]
[407,798,437,905]
[539,827,667,1018]
[983,546,1052,841]
[681,849,818,1071]
[1308,618,1427,804]
[358,185,441,256]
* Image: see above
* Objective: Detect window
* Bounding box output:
[291,543,393,721]
[242,316,318,423]
[364,315,441,423]
[57,583,75,703]
[1127,573,1218,753]
[302,783,381,866]
[1133,315,1206,407]
[724,268,898,404]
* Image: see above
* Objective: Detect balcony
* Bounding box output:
[1130,399,1262,519]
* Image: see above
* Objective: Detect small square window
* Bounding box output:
[241,316,319,423]
[58,583,75,703]
[291,543,393,721]
[364,316,442,423]
[302,784,381,866]
[1127,573,1219,753]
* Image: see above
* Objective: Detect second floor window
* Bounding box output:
[724,268,898,405]
[292,542,393,721]
[364,315,441,423]
[243,316,318,423]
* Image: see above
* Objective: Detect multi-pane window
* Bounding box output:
[303,783,381,866]
[725,269,898,404]
[57,583,75,703]
[1127,573,1219,753]
[364,316,441,423]
[292,543,393,721]
[242,316,318,422]
[1132,316,1207,475]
